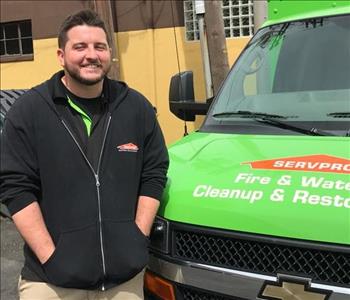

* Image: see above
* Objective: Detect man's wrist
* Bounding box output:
[135,220,150,237]
[38,244,55,264]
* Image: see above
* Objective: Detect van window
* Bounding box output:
[205,15,350,136]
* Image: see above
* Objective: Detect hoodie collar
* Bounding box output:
[35,70,129,113]
[50,70,108,104]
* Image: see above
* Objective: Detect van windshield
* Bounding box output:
[204,14,350,136]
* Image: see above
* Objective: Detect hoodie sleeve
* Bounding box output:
[0,96,40,215]
[138,101,169,201]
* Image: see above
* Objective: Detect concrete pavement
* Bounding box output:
[1,217,23,300]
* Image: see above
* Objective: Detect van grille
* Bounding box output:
[172,225,350,286]
[177,284,243,300]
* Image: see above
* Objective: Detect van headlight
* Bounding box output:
[150,216,169,254]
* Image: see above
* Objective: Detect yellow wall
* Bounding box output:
[0,27,250,144]
[117,27,250,144]
[0,38,61,89]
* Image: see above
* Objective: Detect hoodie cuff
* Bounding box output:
[139,184,164,201]
[5,192,37,216]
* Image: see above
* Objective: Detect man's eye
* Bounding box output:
[96,45,107,50]
[74,45,85,50]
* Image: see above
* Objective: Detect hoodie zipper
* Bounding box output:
[61,114,111,291]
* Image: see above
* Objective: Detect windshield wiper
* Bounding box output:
[213,110,288,119]
[212,110,338,136]
[327,112,350,118]
[254,117,338,136]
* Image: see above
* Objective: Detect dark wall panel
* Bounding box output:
[1,0,88,40]
[114,0,184,32]
[1,0,185,40]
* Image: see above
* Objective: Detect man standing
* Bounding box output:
[0,9,169,300]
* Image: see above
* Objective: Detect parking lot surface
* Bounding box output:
[1,217,23,300]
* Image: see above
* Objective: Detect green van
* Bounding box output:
[145,1,350,299]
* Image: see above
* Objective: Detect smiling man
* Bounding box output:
[0,10,169,300]
[58,22,111,89]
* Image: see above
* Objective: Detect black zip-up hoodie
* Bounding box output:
[0,71,169,290]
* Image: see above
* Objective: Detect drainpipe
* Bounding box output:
[253,0,268,33]
[195,0,213,99]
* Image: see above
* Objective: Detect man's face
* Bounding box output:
[57,25,111,86]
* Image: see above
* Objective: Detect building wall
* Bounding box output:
[0,38,60,88]
[0,0,88,39]
[117,28,250,144]
[0,0,250,144]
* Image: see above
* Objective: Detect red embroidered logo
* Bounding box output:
[117,143,139,152]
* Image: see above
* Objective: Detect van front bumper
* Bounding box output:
[147,253,350,300]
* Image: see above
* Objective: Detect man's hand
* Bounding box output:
[12,202,55,264]
[135,196,160,237]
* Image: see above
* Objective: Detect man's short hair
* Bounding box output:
[58,9,111,49]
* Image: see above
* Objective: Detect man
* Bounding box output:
[0,9,169,300]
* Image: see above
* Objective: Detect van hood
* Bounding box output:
[160,132,350,245]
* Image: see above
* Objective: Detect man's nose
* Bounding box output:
[85,46,98,60]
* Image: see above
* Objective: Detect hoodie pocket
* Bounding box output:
[103,220,149,283]
[42,223,102,288]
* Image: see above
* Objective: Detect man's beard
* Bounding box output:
[65,63,111,86]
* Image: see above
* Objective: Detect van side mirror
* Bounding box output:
[169,72,211,122]
[169,71,195,103]
[169,71,196,121]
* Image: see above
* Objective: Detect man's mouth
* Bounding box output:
[81,64,101,69]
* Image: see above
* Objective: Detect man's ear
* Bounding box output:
[57,48,65,67]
